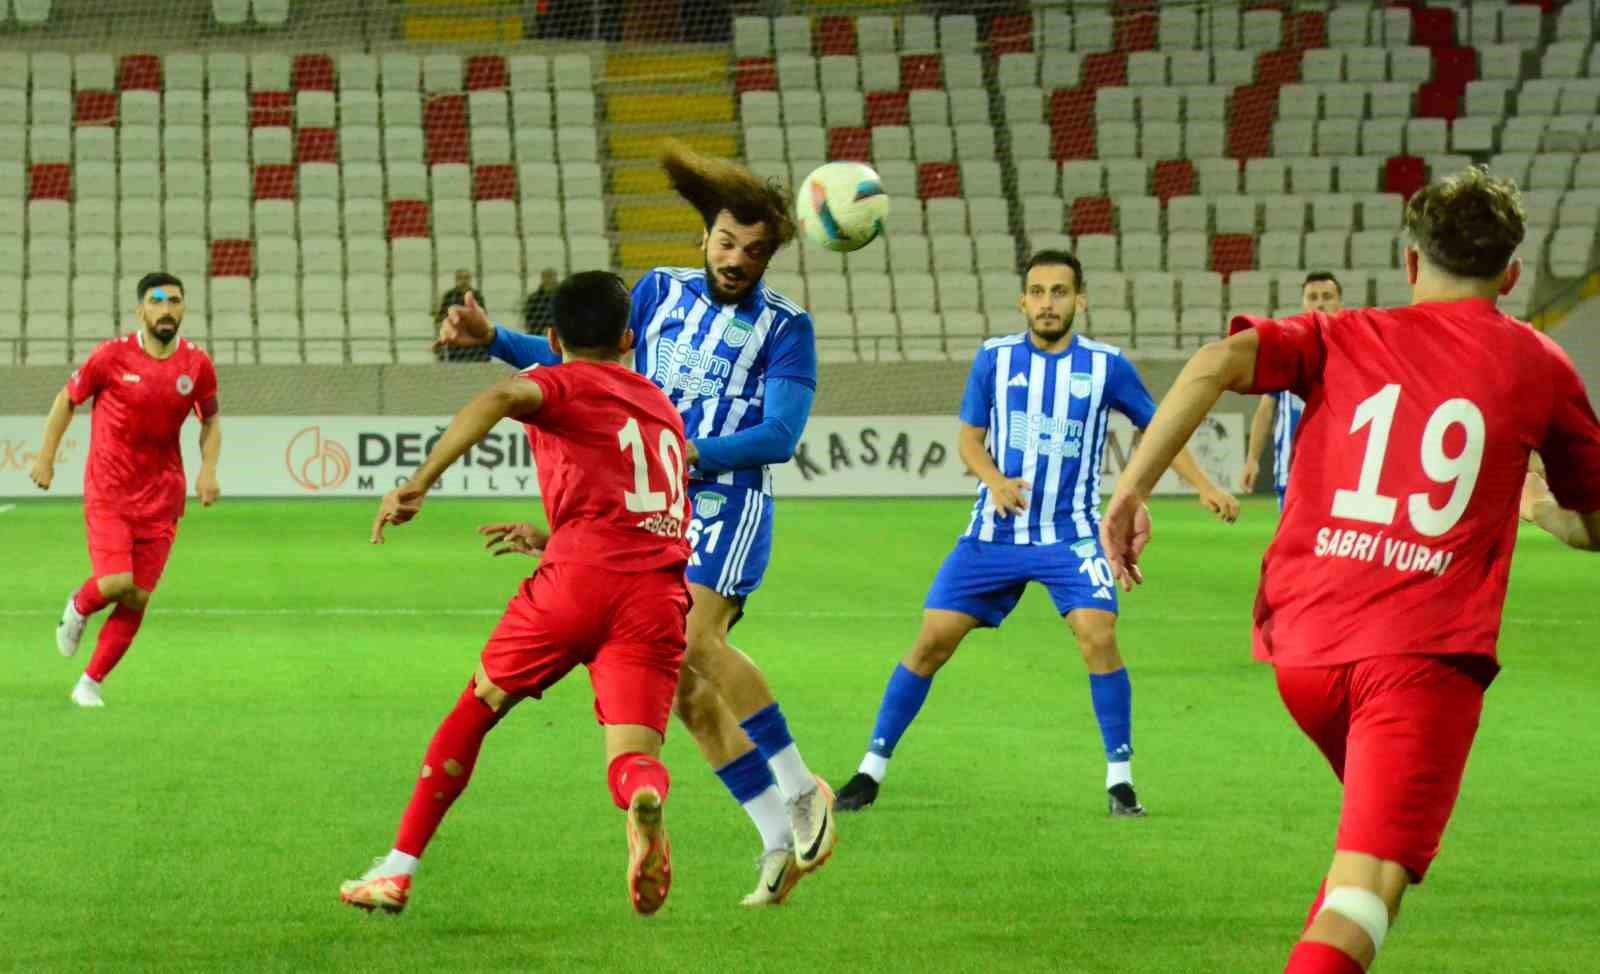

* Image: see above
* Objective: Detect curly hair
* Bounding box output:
[659,139,796,247]
[1404,166,1526,280]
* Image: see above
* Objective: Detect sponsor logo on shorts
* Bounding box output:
[1071,539,1098,558]
[694,491,727,519]
[1093,586,1113,600]
[176,375,194,395]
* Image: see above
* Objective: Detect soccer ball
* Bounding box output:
[796,161,890,253]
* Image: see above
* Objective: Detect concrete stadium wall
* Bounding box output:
[1549,295,1600,397]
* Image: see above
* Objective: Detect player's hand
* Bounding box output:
[372,482,426,544]
[432,290,494,352]
[1101,489,1149,591]
[684,439,700,467]
[1200,486,1240,523]
[1520,470,1554,523]
[28,454,53,491]
[1240,458,1259,493]
[196,469,220,507]
[987,477,1031,517]
[478,521,550,557]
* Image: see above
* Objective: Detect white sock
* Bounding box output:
[766,742,814,800]
[742,785,791,853]
[76,674,100,690]
[1106,760,1133,789]
[858,752,889,783]
[380,849,419,877]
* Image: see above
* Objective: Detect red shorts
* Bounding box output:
[85,506,178,592]
[480,561,689,736]
[1275,654,1488,882]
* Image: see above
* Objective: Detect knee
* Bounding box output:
[99,573,136,602]
[906,633,958,675]
[119,586,151,612]
[671,666,720,732]
[1075,626,1121,670]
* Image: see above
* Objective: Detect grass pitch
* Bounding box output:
[2,497,1595,972]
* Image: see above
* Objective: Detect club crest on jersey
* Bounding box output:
[666,307,688,321]
[1069,373,1094,398]
[723,319,754,349]
[176,375,194,395]
[694,491,727,519]
[1071,539,1098,558]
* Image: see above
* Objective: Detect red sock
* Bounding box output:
[607,752,670,811]
[393,682,500,857]
[1285,941,1364,974]
[74,577,111,616]
[1304,878,1328,932]
[85,605,144,682]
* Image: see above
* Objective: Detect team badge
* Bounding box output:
[694,491,727,519]
[1068,373,1094,399]
[1071,539,1098,559]
[723,319,753,349]
[176,374,194,395]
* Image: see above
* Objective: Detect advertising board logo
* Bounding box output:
[286,426,351,492]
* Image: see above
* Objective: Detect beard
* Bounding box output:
[1028,309,1074,344]
[705,260,756,304]
[148,316,180,344]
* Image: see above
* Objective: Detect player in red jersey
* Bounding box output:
[339,271,691,917]
[1101,167,1600,974]
[29,272,221,708]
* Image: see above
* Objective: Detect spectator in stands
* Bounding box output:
[436,270,488,363]
[523,269,559,335]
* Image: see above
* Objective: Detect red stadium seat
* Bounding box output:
[293,54,336,91]
[1211,235,1256,279]
[827,127,871,161]
[1071,196,1114,235]
[1049,87,1095,127]
[865,91,910,126]
[74,91,116,125]
[473,164,517,200]
[1432,47,1476,92]
[1081,52,1128,90]
[989,14,1033,55]
[295,128,338,163]
[817,16,856,56]
[1284,11,1327,51]
[465,55,508,91]
[253,164,296,199]
[250,91,292,127]
[1417,83,1458,121]
[1228,84,1279,159]
[387,200,430,239]
[735,58,777,93]
[1113,0,1157,11]
[917,162,961,199]
[1052,121,1096,160]
[1257,50,1301,86]
[1115,12,1157,52]
[1384,155,1427,201]
[1153,160,1197,203]
[29,163,71,200]
[210,240,253,277]
[118,55,161,91]
[423,94,469,164]
[901,54,942,91]
[1412,6,1455,49]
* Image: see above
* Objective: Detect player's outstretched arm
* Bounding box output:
[435,291,560,369]
[1103,332,1259,583]
[29,388,76,491]
[372,377,545,544]
[1521,470,1600,551]
[1168,447,1240,522]
[690,377,814,474]
[196,415,221,506]
[1241,395,1275,492]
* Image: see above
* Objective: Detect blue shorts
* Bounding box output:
[924,537,1119,628]
[685,483,772,601]
[1276,485,1287,510]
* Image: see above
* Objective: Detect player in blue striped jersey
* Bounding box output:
[433,143,835,905]
[1242,272,1343,508]
[834,250,1240,816]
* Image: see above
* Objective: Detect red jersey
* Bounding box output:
[1230,299,1600,671]
[518,360,690,573]
[67,333,219,524]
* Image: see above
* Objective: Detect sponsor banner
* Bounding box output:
[0,413,1244,499]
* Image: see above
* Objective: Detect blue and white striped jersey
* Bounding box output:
[1273,390,1305,491]
[958,333,1157,545]
[630,267,818,494]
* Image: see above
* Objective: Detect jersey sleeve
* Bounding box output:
[194,353,220,418]
[65,343,111,406]
[518,366,574,429]
[1106,355,1158,428]
[627,271,663,342]
[1229,312,1328,397]
[1537,338,1600,513]
[763,314,819,389]
[958,347,996,428]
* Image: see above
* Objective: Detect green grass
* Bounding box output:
[2,497,1596,972]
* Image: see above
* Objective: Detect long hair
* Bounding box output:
[658,139,796,247]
